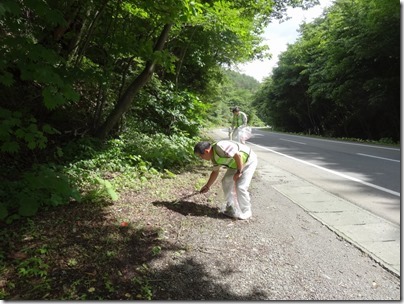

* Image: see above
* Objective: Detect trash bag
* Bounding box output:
[238,126,252,143]
[232,127,240,142]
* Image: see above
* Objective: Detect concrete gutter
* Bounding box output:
[264,164,400,277]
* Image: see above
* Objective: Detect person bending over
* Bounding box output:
[194,140,258,220]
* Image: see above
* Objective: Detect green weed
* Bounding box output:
[17,256,49,278]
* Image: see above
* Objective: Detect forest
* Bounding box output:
[253,0,399,142]
[1,0,280,222]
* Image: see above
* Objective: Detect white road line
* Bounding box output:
[280,138,306,145]
[250,142,400,197]
[357,153,400,163]
[256,130,400,151]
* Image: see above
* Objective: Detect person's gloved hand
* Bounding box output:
[200,185,210,193]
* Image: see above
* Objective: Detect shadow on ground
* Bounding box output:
[149,257,268,300]
[152,199,224,218]
[1,194,265,300]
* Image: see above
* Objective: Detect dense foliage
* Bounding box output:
[1,0,317,223]
[253,0,400,142]
[206,69,263,127]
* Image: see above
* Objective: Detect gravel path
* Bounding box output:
[147,170,400,300]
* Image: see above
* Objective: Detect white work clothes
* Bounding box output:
[231,111,249,143]
[222,151,257,219]
[232,111,248,128]
[212,141,258,220]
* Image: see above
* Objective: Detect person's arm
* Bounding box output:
[200,169,220,193]
[232,152,244,182]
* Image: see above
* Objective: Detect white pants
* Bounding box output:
[222,151,258,219]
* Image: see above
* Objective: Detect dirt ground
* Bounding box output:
[143,170,400,300]
[0,163,400,300]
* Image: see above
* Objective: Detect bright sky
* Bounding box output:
[236,0,334,82]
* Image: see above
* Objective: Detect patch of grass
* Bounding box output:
[0,128,216,300]
[0,164,216,300]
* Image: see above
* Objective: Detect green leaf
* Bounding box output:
[70,189,82,202]
[26,134,37,149]
[95,177,119,201]
[0,0,20,17]
[0,107,11,118]
[50,193,63,206]
[1,141,19,153]
[6,214,21,224]
[62,85,80,102]
[163,169,176,178]
[42,86,66,109]
[42,124,60,135]
[14,128,26,139]
[24,0,66,26]
[18,195,40,217]
[106,186,119,201]
[0,71,14,86]
[0,203,8,220]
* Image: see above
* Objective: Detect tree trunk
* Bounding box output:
[95,24,172,139]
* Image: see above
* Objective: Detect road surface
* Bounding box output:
[247,129,400,225]
[210,128,400,279]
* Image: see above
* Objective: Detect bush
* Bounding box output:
[121,131,199,171]
[0,131,200,224]
[0,165,81,223]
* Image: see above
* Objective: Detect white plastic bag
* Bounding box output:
[238,126,252,142]
[232,128,240,142]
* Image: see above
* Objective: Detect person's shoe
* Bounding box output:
[223,206,237,218]
[237,209,252,220]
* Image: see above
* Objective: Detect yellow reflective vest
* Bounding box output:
[212,142,251,169]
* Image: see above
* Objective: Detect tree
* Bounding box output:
[93,0,321,138]
[253,0,400,141]
[95,23,172,139]
[95,0,273,138]
[0,0,320,149]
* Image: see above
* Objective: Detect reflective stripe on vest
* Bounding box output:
[212,142,251,169]
[233,115,241,128]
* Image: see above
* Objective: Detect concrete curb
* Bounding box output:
[268,166,400,277]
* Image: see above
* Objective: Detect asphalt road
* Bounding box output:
[246,129,401,225]
[202,128,400,298]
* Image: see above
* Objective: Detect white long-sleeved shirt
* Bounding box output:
[232,111,247,128]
